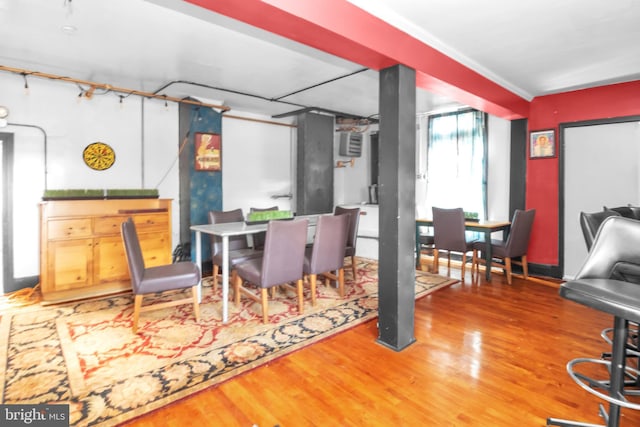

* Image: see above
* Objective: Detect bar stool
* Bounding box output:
[548,216,640,427]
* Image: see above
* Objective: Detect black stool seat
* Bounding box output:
[560,279,640,324]
[548,278,640,427]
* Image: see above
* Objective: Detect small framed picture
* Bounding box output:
[529,129,556,159]
[194,132,221,171]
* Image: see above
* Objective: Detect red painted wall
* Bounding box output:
[526,80,640,267]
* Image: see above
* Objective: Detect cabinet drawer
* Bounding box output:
[134,214,169,232]
[48,219,92,239]
[94,216,127,235]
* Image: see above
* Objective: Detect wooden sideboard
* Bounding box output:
[39,198,172,304]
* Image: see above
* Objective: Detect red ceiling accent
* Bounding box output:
[186,0,529,119]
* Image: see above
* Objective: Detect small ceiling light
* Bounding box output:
[61,25,77,34]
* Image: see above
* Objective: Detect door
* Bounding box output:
[563,121,640,279]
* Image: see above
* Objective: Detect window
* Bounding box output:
[424,109,487,220]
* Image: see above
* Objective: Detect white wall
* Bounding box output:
[487,115,511,223]
[2,73,180,282]
[222,113,295,213]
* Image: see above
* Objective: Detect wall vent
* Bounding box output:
[339,132,363,157]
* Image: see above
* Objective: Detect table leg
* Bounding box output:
[221,236,229,323]
[195,230,202,302]
[484,230,492,281]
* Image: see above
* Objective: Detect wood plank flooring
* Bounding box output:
[122,266,640,427]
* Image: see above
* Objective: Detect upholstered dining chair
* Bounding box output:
[334,206,360,280]
[580,209,621,251]
[234,219,309,323]
[209,209,262,290]
[121,218,201,333]
[249,206,279,250]
[303,214,349,303]
[471,209,535,285]
[432,207,476,279]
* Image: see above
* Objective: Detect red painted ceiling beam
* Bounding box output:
[186,0,529,119]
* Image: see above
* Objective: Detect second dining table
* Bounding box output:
[415,218,511,281]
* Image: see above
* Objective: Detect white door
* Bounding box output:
[563,121,640,279]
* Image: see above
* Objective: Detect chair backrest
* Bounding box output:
[121,218,145,293]
[604,205,635,219]
[260,219,309,288]
[307,214,349,274]
[576,216,640,282]
[334,206,360,250]
[503,209,536,257]
[580,210,621,251]
[432,207,467,252]
[208,209,248,257]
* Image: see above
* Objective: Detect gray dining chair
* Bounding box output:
[334,206,360,280]
[209,209,262,290]
[121,218,201,333]
[472,209,536,284]
[432,207,476,279]
[303,214,350,302]
[233,219,309,323]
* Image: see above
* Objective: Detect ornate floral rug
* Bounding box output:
[0,259,456,426]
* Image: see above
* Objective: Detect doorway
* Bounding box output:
[561,118,640,279]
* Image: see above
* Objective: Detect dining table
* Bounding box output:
[190,214,320,323]
[415,218,511,281]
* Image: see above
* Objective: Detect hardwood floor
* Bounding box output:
[122,266,640,427]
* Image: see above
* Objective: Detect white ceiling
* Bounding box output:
[1,0,639,120]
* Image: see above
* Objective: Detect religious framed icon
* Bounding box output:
[529,129,556,159]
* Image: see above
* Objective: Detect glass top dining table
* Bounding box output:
[415,218,511,281]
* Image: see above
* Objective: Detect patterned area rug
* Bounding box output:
[0,259,457,426]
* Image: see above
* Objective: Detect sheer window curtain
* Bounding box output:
[422,109,487,222]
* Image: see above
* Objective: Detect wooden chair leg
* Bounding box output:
[309,274,317,306]
[133,294,143,333]
[212,264,219,290]
[433,249,439,274]
[447,252,451,271]
[338,268,345,297]
[191,285,201,322]
[461,253,467,278]
[521,255,528,279]
[296,279,304,314]
[505,257,512,285]
[471,249,479,279]
[260,288,269,323]
[234,274,242,306]
[230,269,238,299]
[351,256,357,279]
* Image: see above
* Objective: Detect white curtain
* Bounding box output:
[424,109,486,220]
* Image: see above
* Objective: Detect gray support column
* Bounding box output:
[296,112,334,215]
[376,64,417,351]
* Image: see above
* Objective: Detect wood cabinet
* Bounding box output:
[39,199,172,303]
